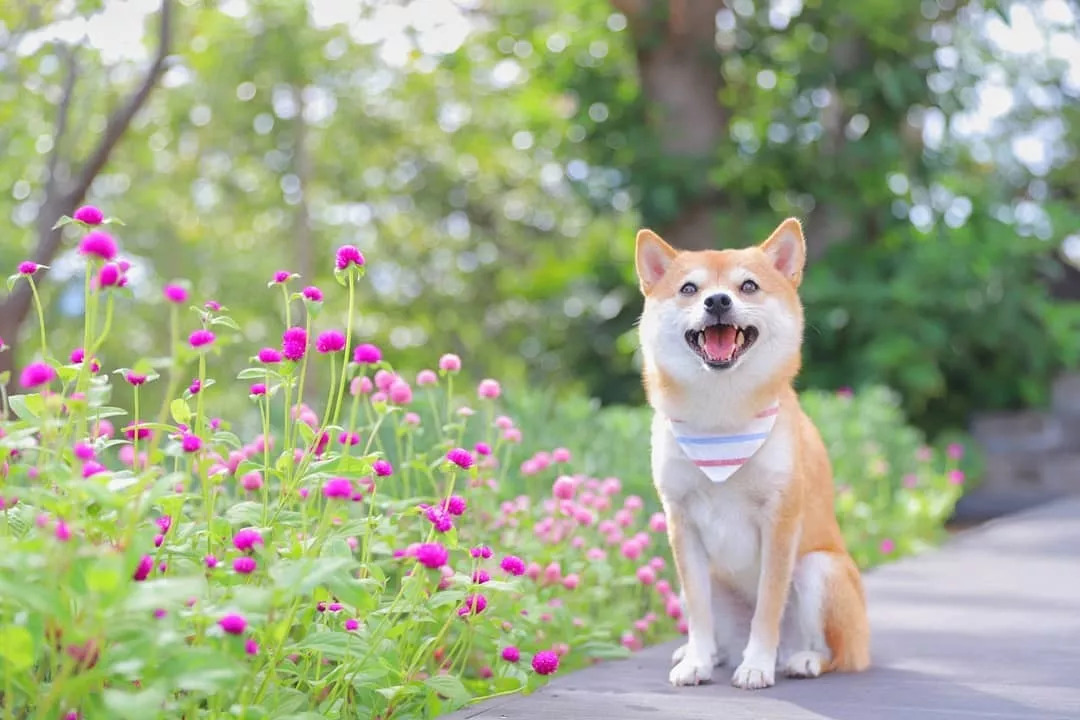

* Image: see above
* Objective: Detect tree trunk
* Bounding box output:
[613,0,727,251]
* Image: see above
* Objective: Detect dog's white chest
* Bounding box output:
[651,413,793,600]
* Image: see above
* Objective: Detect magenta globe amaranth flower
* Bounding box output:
[425,506,453,533]
[446,448,474,470]
[218,613,247,635]
[335,244,365,270]
[316,330,346,354]
[471,545,493,559]
[244,638,259,655]
[501,646,520,663]
[532,650,559,675]
[282,326,308,361]
[233,528,264,552]
[372,459,393,477]
[97,263,121,288]
[188,329,215,348]
[457,593,487,616]
[18,261,39,275]
[322,477,353,499]
[163,283,188,303]
[233,556,257,574]
[181,434,202,453]
[272,270,291,284]
[73,205,104,225]
[125,371,147,386]
[257,347,282,364]
[415,542,449,569]
[78,231,117,260]
[133,555,154,581]
[500,555,526,576]
[250,383,267,396]
[302,285,323,302]
[353,343,381,364]
[345,618,360,631]
[19,361,55,388]
[444,495,466,516]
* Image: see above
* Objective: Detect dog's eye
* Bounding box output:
[740,279,759,294]
[679,282,698,296]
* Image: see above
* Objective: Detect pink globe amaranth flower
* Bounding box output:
[948,469,965,485]
[425,506,454,533]
[205,300,222,311]
[372,459,393,477]
[501,646,520,663]
[471,545,492,559]
[649,556,666,571]
[322,477,353,499]
[503,427,522,444]
[257,347,282,364]
[125,371,147,386]
[350,376,372,396]
[457,593,487,616]
[552,476,575,500]
[272,270,291,284]
[181,433,202,453]
[78,231,117,260]
[73,205,104,224]
[73,443,95,462]
[335,244,365,270]
[353,343,381,364]
[156,516,172,534]
[55,520,72,541]
[415,369,438,387]
[648,512,667,533]
[388,379,413,404]
[562,573,580,590]
[665,595,682,619]
[947,442,965,460]
[416,542,449,569]
[446,448,474,470]
[163,283,188,303]
[345,618,360,631]
[625,494,644,511]
[438,353,461,372]
[282,326,308,361]
[621,539,643,560]
[189,329,215,348]
[543,562,562,585]
[18,261,39,275]
[19,361,55,388]
[552,447,571,463]
[916,445,933,462]
[218,614,247,635]
[880,538,896,554]
[97,263,121,288]
[477,379,501,399]
[316,330,346,354]
[474,442,492,457]
[636,565,657,586]
[233,556,257,574]
[69,347,100,372]
[531,650,559,675]
[495,415,514,430]
[250,383,267,396]
[615,509,633,528]
[133,555,154,581]
[233,528,264,551]
[472,569,491,584]
[244,638,259,656]
[81,461,107,478]
[404,411,421,426]
[444,495,466,516]
[374,370,396,392]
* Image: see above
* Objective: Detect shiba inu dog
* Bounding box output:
[634,218,870,690]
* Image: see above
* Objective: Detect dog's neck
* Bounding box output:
[646,366,787,434]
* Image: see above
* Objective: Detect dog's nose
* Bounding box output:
[703,293,732,316]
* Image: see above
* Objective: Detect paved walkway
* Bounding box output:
[453,498,1080,719]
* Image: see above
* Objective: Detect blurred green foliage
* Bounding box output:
[1,0,1078,437]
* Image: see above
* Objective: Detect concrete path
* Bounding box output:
[452,498,1080,719]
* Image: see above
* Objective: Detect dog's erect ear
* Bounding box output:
[635,229,677,295]
[760,217,806,287]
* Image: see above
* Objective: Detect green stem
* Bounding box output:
[73,262,96,440]
[331,273,356,425]
[27,276,48,361]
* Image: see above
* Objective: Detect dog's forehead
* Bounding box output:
[672,248,760,284]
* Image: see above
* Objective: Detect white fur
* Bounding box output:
[640,261,809,690]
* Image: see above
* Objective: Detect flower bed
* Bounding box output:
[0,208,965,719]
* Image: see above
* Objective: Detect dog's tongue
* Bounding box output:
[704,325,738,363]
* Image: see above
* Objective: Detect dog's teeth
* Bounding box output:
[735,329,744,347]
[697,332,706,349]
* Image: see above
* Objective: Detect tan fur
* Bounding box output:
[635,218,870,689]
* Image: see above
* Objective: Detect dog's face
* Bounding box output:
[634,219,807,390]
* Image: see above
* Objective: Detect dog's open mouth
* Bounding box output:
[685,323,759,368]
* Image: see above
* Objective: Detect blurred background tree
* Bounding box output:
[1,0,1077,437]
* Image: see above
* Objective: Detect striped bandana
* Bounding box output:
[667,402,780,484]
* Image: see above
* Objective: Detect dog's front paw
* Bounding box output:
[671,643,727,667]
[669,654,714,686]
[731,661,775,690]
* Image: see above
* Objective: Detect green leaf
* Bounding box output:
[424,675,471,705]
[103,685,168,720]
[8,393,44,420]
[170,398,191,425]
[0,626,35,671]
[211,315,241,330]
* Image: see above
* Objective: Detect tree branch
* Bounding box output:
[45,44,79,198]
[67,0,173,205]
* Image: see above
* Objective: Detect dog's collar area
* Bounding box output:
[666,401,780,484]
